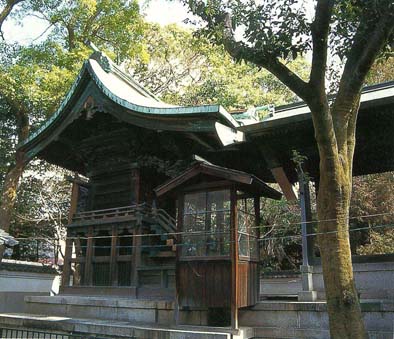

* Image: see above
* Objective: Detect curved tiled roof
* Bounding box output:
[18,51,239,161]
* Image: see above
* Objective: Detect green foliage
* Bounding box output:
[350,172,394,255]
[129,24,309,110]
[259,196,302,271]
[366,57,394,85]
[183,0,394,63]
[14,0,146,60]
[357,230,394,256]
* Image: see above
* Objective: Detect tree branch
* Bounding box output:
[221,12,311,103]
[332,8,394,151]
[310,0,334,92]
[0,0,24,38]
[334,8,394,116]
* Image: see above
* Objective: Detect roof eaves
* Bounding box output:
[17,61,90,150]
[240,80,394,136]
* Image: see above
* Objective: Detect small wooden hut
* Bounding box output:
[155,160,281,327]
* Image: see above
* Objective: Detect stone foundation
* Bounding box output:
[239,300,394,338]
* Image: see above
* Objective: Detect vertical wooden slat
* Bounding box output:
[61,238,73,288]
[110,225,118,286]
[230,188,239,330]
[84,226,94,285]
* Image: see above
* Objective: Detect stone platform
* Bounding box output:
[2,296,394,338]
[240,300,394,338]
[25,295,175,325]
[0,313,253,339]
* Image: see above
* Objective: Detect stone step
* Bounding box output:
[0,313,254,339]
[25,295,175,325]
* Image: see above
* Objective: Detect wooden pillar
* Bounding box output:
[68,182,79,224]
[254,196,261,299]
[298,174,317,301]
[61,238,73,288]
[129,229,134,286]
[110,225,118,286]
[174,195,184,325]
[298,175,313,266]
[230,188,239,330]
[84,226,94,285]
[131,168,140,204]
[132,226,141,287]
[254,196,261,228]
[62,181,80,289]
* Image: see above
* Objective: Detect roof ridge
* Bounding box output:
[89,50,161,102]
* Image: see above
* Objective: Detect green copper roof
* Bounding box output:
[18,51,239,159]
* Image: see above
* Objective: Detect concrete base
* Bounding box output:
[297,291,317,302]
[18,296,394,338]
[0,313,253,339]
[0,292,49,313]
[239,300,394,339]
[25,295,175,325]
[25,295,213,327]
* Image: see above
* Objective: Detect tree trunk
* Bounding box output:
[0,150,25,261]
[315,106,367,338]
[0,109,29,262]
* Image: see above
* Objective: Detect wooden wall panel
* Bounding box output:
[178,261,231,308]
[90,168,140,210]
[238,262,258,308]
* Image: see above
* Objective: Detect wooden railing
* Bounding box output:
[70,204,177,233]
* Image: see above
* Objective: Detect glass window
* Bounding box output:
[182,189,231,257]
[237,198,258,259]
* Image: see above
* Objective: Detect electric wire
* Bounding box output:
[13,210,394,242]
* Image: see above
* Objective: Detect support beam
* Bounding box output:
[174,195,184,326]
[110,225,118,286]
[132,227,141,287]
[299,176,313,266]
[270,167,298,201]
[61,238,72,288]
[297,174,317,301]
[230,188,239,330]
[84,226,94,285]
[68,181,80,224]
[257,145,297,201]
[254,196,261,299]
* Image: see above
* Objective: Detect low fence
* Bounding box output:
[0,327,85,339]
[0,327,133,339]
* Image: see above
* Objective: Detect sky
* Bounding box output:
[2,0,191,45]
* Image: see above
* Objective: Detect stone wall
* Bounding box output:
[0,259,59,312]
[312,261,394,300]
[260,260,394,301]
[239,300,394,339]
